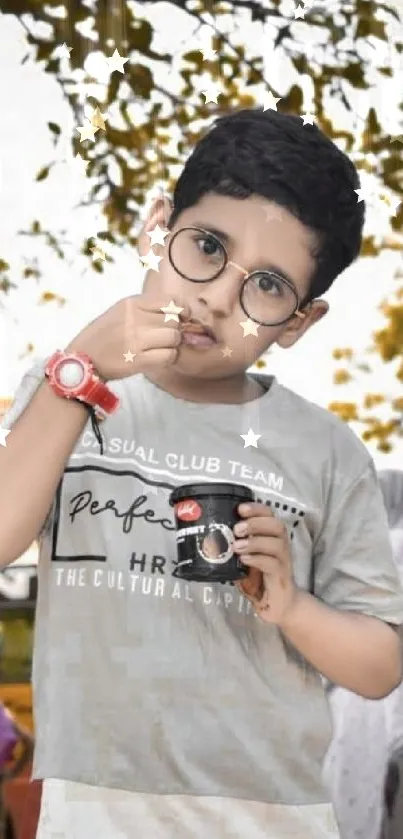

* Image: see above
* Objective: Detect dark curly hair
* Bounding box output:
[168,108,365,306]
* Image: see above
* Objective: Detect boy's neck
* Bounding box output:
[144,370,266,405]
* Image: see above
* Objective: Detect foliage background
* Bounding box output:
[0,0,402,451]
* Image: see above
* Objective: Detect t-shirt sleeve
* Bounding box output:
[313,459,403,626]
[1,357,54,539]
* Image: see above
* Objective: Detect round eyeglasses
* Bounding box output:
[167,227,309,327]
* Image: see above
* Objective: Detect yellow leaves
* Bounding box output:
[361,419,402,453]
[333,369,352,385]
[39,291,66,306]
[328,402,359,422]
[363,393,385,409]
[332,347,354,360]
[373,302,403,361]
[35,166,50,182]
[356,17,387,41]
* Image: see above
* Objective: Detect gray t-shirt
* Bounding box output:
[3,359,403,838]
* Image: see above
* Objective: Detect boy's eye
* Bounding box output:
[251,272,283,295]
[194,235,223,260]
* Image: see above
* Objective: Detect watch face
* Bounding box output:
[57,359,85,389]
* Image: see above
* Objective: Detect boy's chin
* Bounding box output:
[174,344,225,376]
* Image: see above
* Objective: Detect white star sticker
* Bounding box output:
[139,250,163,272]
[240,428,262,449]
[261,204,283,222]
[90,245,107,262]
[221,346,233,357]
[123,350,136,363]
[160,301,184,323]
[201,81,222,104]
[90,107,107,131]
[54,43,72,60]
[147,224,170,247]
[261,91,281,111]
[200,45,217,62]
[71,154,90,176]
[0,427,11,447]
[77,121,99,143]
[105,49,128,74]
[380,194,402,216]
[354,185,377,203]
[301,111,315,125]
[294,5,306,19]
[240,319,260,337]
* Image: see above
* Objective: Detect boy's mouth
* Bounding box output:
[180,320,218,346]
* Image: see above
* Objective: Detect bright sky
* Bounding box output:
[0,2,402,471]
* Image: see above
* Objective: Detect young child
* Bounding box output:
[1,108,402,839]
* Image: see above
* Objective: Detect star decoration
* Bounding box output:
[123,350,136,363]
[200,45,217,62]
[294,4,307,19]
[90,244,107,262]
[90,107,107,131]
[147,224,170,248]
[160,300,184,323]
[221,346,233,357]
[261,91,281,111]
[240,319,260,337]
[54,43,72,60]
[106,49,128,74]
[354,185,376,203]
[261,204,283,223]
[240,428,262,449]
[380,194,402,216]
[200,81,222,104]
[77,121,99,143]
[301,111,315,125]
[0,427,11,447]
[71,154,90,176]
[139,250,163,272]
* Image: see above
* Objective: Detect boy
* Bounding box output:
[0,108,402,839]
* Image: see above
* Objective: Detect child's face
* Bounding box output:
[139,192,328,381]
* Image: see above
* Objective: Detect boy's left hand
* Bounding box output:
[233,502,300,626]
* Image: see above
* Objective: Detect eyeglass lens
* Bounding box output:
[169,228,298,326]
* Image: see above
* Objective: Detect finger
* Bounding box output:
[136,327,182,353]
[239,553,282,576]
[238,502,274,518]
[137,346,180,370]
[138,295,192,323]
[236,516,285,538]
[234,536,283,556]
[235,567,264,601]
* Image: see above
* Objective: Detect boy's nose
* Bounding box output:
[195,263,243,317]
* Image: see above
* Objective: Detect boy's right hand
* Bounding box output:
[65,293,191,382]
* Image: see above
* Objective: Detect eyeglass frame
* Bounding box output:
[167,226,313,327]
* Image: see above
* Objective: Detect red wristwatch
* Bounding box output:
[45,350,120,421]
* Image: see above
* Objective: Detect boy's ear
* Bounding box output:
[276,299,329,349]
[138,195,173,258]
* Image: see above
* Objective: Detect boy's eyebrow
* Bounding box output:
[192,222,298,288]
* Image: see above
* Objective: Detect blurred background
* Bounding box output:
[0,1,402,837]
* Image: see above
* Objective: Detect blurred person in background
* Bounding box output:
[323,469,403,839]
[0,701,34,839]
